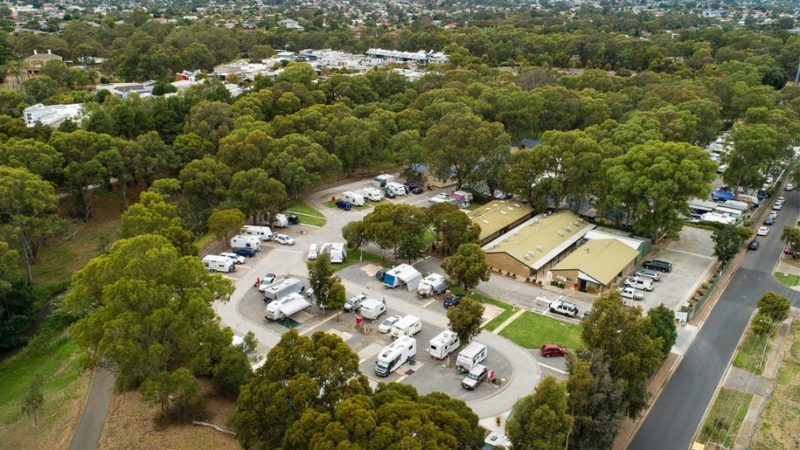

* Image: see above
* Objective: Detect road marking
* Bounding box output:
[423,299,437,308]
[271,248,304,255]
[300,312,340,335]
[538,362,568,375]
[665,248,716,261]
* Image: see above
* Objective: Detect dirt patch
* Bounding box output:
[99,385,238,450]
[481,303,504,323]
[0,370,91,450]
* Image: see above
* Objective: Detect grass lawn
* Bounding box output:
[334,248,390,271]
[287,199,327,227]
[733,321,774,376]
[774,272,800,288]
[698,388,753,448]
[446,288,517,331]
[500,312,584,350]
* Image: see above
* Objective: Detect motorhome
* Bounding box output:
[307,244,318,260]
[428,330,460,360]
[358,299,386,320]
[265,293,312,320]
[416,273,448,297]
[390,315,422,339]
[231,234,261,252]
[241,225,273,241]
[202,255,236,273]
[374,336,416,377]
[361,187,384,202]
[383,264,422,291]
[272,213,289,228]
[262,277,305,302]
[456,342,488,373]
[385,182,407,196]
[451,190,473,206]
[371,174,395,189]
[342,191,365,207]
[326,243,347,263]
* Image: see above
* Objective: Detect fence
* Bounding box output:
[690,260,728,320]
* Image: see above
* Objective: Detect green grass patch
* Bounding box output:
[334,248,391,271]
[0,334,82,425]
[287,199,327,227]
[774,272,800,288]
[500,311,584,350]
[449,289,517,331]
[195,231,216,250]
[733,326,773,376]
[698,388,753,448]
[423,231,436,249]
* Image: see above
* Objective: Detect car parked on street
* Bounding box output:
[787,183,794,191]
[634,269,661,281]
[443,294,463,308]
[273,233,295,245]
[643,260,673,272]
[757,226,769,236]
[549,300,579,318]
[773,202,783,210]
[748,240,760,250]
[220,252,245,264]
[335,200,352,210]
[378,315,401,333]
[539,344,568,358]
[765,216,776,226]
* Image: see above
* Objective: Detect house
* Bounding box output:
[549,238,641,294]
[278,18,304,31]
[468,200,535,245]
[23,103,84,127]
[97,81,157,98]
[24,49,62,74]
[482,211,596,280]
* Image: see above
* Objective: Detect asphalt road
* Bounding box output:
[68,367,115,450]
[629,188,800,450]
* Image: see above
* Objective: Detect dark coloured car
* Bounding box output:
[375,269,387,281]
[748,240,760,250]
[539,344,568,358]
[765,216,776,226]
[404,183,423,194]
[286,213,299,225]
[443,294,463,308]
[232,247,256,257]
[335,200,352,210]
[643,260,672,272]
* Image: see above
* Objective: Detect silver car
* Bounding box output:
[377,315,401,333]
[634,269,661,281]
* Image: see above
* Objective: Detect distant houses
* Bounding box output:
[24,50,62,75]
[23,103,83,127]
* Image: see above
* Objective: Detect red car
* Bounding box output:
[539,344,568,358]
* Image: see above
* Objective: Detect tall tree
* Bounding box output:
[183,101,235,150]
[780,226,800,256]
[446,297,485,347]
[307,252,343,310]
[228,168,288,224]
[207,208,245,248]
[646,304,678,355]
[711,224,748,262]
[178,156,232,227]
[441,243,491,291]
[507,376,573,449]
[566,352,626,450]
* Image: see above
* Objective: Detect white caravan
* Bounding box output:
[272,213,289,228]
[262,277,305,302]
[265,293,312,320]
[361,187,384,201]
[241,225,273,241]
[358,299,386,320]
[390,315,422,340]
[202,255,235,273]
[429,330,460,360]
[374,335,416,377]
[385,182,407,196]
[321,242,347,263]
[230,234,261,251]
[371,174,395,188]
[456,342,488,373]
[416,273,448,297]
[342,191,365,207]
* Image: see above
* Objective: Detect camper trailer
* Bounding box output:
[320,242,347,263]
[265,293,312,320]
[262,277,305,302]
[272,214,289,228]
[371,174,395,189]
[361,187,384,202]
[341,191,365,207]
[374,336,417,377]
[456,342,488,373]
[202,255,236,273]
[358,298,386,320]
[416,273,448,297]
[385,182,407,196]
[429,330,460,360]
[241,225,273,241]
[383,264,422,291]
[390,315,422,339]
[231,234,261,252]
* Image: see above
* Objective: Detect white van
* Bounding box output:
[307,244,319,260]
[361,187,384,202]
[390,315,422,339]
[429,330,460,360]
[241,225,273,241]
[456,342,487,373]
[342,191,365,207]
[202,255,235,273]
[623,276,654,292]
[385,182,407,196]
[231,234,261,251]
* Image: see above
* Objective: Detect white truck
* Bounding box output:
[390,315,422,339]
[265,293,312,320]
[429,330,460,360]
[456,342,488,373]
[416,273,448,297]
[361,187,384,201]
[358,298,386,320]
[241,225,273,241]
[231,234,261,252]
[371,174,395,188]
[263,277,305,302]
[385,181,407,196]
[383,264,422,291]
[320,242,347,263]
[374,335,416,377]
[342,191,365,207]
[202,255,236,273]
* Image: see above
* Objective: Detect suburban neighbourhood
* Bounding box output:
[2,1,800,450]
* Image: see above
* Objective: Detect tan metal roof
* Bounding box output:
[551,239,640,286]
[468,200,534,242]
[482,211,595,270]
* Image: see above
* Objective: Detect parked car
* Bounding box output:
[494,191,513,200]
[549,300,579,318]
[757,226,769,236]
[307,244,319,260]
[634,269,661,281]
[375,269,387,281]
[643,260,673,272]
[461,364,489,390]
[539,344,568,358]
[344,293,368,312]
[403,182,423,194]
[765,216,776,226]
[787,183,794,191]
[619,287,645,301]
[429,193,450,204]
[773,202,783,211]
[785,244,795,255]
[286,213,299,225]
[257,273,278,291]
[623,276,654,291]
[716,164,728,174]
[378,315,401,334]
[220,252,245,264]
[443,294,463,308]
[778,196,785,202]
[768,211,779,220]
[273,233,295,245]
[335,200,352,210]
[233,247,256,257]
[748,240,760,250]
[382,188,396,199]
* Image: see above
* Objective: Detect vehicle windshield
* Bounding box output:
[376,361,389,370]
[467,372,480,380]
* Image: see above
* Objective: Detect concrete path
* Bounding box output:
[492,309,525,334]
[69,367,115,450]
[723,367,770,396]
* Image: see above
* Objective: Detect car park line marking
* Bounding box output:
[270,248,304,255]
[423,299,437,308]
[358,343,384,363]
[538,362,568,375]
[300,312,340,335]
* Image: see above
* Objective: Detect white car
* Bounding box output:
[757,226,769,236]
[273,233,295,246]
[777,196,785,202]
[618,287,645,301]
[429,193,450,204]
[257,273,278,292]
[377,315,401,334]
[307,243,318,260]
[786,183,794,191]
[220,252,245,264]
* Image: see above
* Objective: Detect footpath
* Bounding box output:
[68,366,116,450]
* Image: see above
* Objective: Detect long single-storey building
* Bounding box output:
[482,211,596,280]
[549,238,641,294]
[468,200,535,245]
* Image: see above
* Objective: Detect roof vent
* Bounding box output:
[536,245,543,252]
[557,231,564,237]
[482,219,490,224]
[500,211,507,215]
[565,226,571,232]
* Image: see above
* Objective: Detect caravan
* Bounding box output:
[456,342,488,373]
[262,277,305,302]
[361,187,384,202]
[272,214,289,228]
[385,182,407,196]
[342,191,365,207]
[321,242,347,263]
[383,264,422,291]
[371,174,395,189]
[265,293,312,320]
[202,255,236,273]
[358,299,386,320]
[231,235,261,252]
[374,336,416,377]
[241,225,273,241]
[416,273,448,297]
[429,330,460,360]
[390,315,422,339]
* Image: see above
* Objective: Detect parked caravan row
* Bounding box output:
[202,255,236,273]
[308,243,348,263]
[241,225,273,241]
